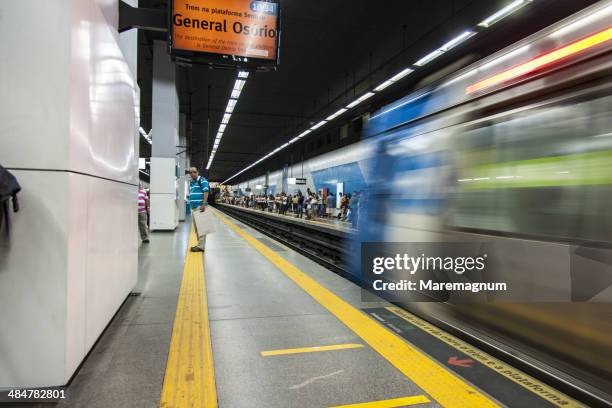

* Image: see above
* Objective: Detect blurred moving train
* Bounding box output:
[234,1,612,402]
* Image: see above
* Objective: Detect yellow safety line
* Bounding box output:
[330,395,431,408]
[212,208,500,407]
[261,343,365,356]
[386,307,586,408]
[160,227,217,408]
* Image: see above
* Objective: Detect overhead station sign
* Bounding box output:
[169,0,280,67]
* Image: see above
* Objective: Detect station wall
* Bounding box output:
[0,0,139,387]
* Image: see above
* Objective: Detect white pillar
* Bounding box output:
[177,113,188,221]
[0,0,139,387]
[150,40,179,231]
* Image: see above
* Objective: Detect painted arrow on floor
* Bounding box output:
[448,356,475,368]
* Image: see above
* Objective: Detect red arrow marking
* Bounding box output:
[448,356,474,368]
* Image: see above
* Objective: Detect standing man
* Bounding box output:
[188,167,209,252]
[138,184,150,243]
[326,191,335,218]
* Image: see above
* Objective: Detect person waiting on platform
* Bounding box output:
[309,194,319,220]
[187,167,209,252]
[326,191,335,218]
[320,191,327,217]
[297,192,304,218]
[340,192,349,221]
[291,193,298,214]
[138,184,150,243]
[349,191,360,228]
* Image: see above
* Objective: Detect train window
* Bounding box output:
[449,93,612,243]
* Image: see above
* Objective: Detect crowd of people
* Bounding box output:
[221,188,365,228]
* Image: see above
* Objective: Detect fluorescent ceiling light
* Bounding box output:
[310,120,327,130]
[389,68,414,82]
[414,49,444,66]
[226,97,239,113]
[231,89,242,99]
[347,92,375,108]
[478,0,532,28]
[374,80,394,92]
[219,124,227,132]
[222,113,231,124]
[298,130,311,138]
[233,79,246,92]
[326,108,347,121]
[238,71,249,79]
[439,31,476,52]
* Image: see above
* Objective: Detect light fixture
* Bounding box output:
[139,127,152,144]
[233,79,246,92]
[439,31,476,52]
[226,99,238,113]
[414,49,444,66]
[374,80,394,92]
[389,68,414,82]
[310,120,327,130]
[373,68,415,92]
[326,108,348,121]
[478,0,532,28]
[347,92,375,108]
[206,72,248,170]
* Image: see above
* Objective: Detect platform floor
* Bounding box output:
[54,208,583,408]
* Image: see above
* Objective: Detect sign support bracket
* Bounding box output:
[119,0,168,33]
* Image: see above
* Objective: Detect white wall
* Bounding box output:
[0,0,139,387]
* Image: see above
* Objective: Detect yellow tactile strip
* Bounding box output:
[160,227,217,408]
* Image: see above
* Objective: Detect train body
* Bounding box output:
[234,1,612,398]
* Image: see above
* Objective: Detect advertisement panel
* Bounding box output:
[169,0,280,66]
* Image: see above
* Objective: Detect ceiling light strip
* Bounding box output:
[207,71,249,170]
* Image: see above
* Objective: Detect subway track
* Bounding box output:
[215,204,355,279]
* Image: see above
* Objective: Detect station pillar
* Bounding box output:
[0,0,139,387]
[177,113,188,221]
[150,40,179,231]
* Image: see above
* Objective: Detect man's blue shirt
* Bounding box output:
[189,176,209,208]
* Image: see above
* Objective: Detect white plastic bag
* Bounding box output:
[193,209,216,238]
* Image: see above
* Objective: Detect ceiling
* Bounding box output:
[136,0,599,183]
